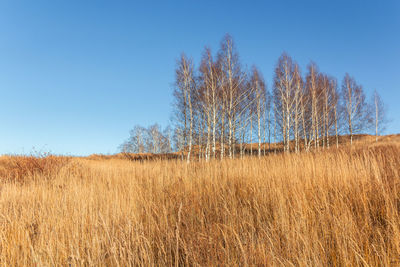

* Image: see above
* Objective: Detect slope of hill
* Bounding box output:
[0,135,400,266]
[85,133,400,161]
[0,134,399,265]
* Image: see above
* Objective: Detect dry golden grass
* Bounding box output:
[0,139,400,266]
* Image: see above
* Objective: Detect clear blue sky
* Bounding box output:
[0,0,399,155]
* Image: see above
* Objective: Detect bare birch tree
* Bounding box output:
[293,64,303,153]
[371,89,387,142]
[199,47,221,161]
[305,63,322,150]
[250,67,266,157]
[175,54,196,162]
[218,35,247,159]
[341,73,371,145]
[273,53,297,152]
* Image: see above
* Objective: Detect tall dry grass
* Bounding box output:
[0,143,399,266]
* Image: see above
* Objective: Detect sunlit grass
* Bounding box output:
[0,137,399,265]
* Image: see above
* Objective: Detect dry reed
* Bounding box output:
[0,142,399,266]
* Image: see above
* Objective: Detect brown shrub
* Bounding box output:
[0,154,70,183]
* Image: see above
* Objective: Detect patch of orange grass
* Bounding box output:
[0,140,399,265]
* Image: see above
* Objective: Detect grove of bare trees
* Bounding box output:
[121,35,387,161]
[119,124,173,154]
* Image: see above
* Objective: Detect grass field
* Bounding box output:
[0,135,399,266]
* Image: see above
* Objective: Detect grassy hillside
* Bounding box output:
[0,135,399,265]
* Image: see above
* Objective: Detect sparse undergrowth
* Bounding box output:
[0,142,399,266]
